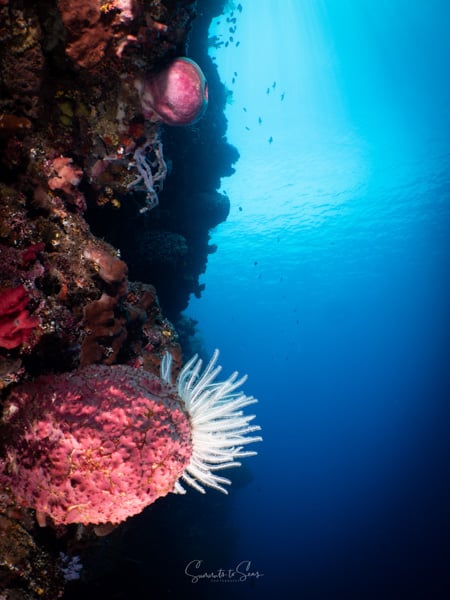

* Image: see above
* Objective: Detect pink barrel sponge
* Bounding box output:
[140,57,208,126]
[0,364,192,526]
[0,351,261,528]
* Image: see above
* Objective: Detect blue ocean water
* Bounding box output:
[188,1,450,598]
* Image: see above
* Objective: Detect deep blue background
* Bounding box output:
[187,1,450,598]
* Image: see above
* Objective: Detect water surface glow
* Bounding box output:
[189,2,450,597]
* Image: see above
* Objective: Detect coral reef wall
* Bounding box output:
[0,0,236,597]
[86,0,238,321]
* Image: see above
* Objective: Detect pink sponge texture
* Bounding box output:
[1,365,192,525]
[141,57,208,126]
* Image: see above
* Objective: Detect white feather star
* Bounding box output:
[161,350,262,494]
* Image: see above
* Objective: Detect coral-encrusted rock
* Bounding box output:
[0,364,192,526]
[0,514,64,599]
[57,0,113,69]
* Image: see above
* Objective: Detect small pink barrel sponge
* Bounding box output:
[0,365,192,526]
[140,57,208,126]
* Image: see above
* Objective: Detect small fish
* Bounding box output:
[230,36,234,42]
[280,92,285,101]
[238,206,243,211]
[234,71,238,77]
[272,81,276,89]
[245,126,250,131]
[237,4,243,13]
[258,117,262,124]
[232,77,235,84]
[243,107,247,112]
[225,41,229,47]
[266,87,270,95]
[268,136,273,144]
[236,41,240,47]
[208,35,223,49]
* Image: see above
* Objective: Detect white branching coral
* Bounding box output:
[128,139,168,212]
[161,350,262,494]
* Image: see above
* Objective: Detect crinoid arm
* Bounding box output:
[162,350,262,495]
